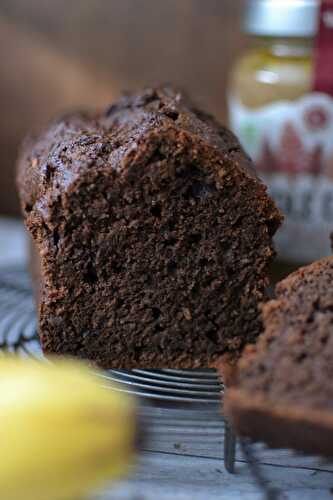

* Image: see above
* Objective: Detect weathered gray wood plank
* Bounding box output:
[141,405,333,472]
[94,451,333,500]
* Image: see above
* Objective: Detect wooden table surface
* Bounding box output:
[1,217,333,500]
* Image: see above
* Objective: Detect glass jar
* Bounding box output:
[228,0,333,282]
[230,37,313,111]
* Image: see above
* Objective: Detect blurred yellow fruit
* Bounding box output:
[0,356,136,500]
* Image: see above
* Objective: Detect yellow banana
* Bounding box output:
[0,356,137,500]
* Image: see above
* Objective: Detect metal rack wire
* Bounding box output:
[0,266,237,473]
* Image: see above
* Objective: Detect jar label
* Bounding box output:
[228,92,333,262]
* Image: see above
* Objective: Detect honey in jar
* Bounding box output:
[228,0,333,281]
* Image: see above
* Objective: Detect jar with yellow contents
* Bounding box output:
[229,0,333,281]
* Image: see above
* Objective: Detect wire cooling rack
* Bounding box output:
[0,266,236,473]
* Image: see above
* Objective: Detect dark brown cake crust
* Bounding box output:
[225,257,333,457]
[17,86,282,368]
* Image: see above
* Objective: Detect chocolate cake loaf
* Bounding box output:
[226,257,333,457]
[17,86,282,368]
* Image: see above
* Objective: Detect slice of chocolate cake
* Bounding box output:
[17,86,281,368]
[225,257,333,457]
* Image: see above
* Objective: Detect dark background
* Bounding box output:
[0,0,245,215]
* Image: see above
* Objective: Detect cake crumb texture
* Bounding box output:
[17,86,282,368]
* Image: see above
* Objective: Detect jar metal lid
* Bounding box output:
[245,0,319,38]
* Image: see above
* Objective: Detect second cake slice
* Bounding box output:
[226,257,333,457]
